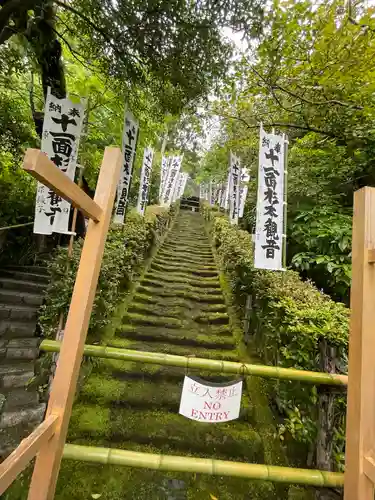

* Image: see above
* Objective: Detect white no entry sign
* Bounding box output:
[179,376,242,423]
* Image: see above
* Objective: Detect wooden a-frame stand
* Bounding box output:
[1,150,375,499]
[0,147,122,499]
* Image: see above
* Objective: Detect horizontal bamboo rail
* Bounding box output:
[63,444,344,488]
[40,340,348,386]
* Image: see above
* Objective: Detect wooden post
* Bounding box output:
[344,187,375,500]
[27,147,122,500]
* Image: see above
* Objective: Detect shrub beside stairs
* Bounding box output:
[55,211,283,500]
[0,265,49,459]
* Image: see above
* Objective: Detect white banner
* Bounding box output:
[136,147,154,216]
[34,90,85,235]
[179,376,242,423]
[222,165,231,209]
[239,167,250,218]
[229,152,241,225]
[159,155,170,202]
[114,109,139,224]
[254,127,285,270]
[175,172,188,200]
[161,156,182,206]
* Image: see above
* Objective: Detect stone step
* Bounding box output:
[3,388,39,411]
[69,404,263,463]
[0,304,38,321]
[0,403,45,429]
[137,285,225,304]
[150,261,218,277]
[145,271,221,289]
[122,312,181,329]
[156,252,215,266]
[0,277,46,294]
[0,288,44,307]
[110,338,239,361]
[0,338,40,361]
[0,362,35,389]
[0,269,49,285]
[117,324,235,349]
[133,293,227,313]
[141,277,221,295]
[152,256,217,271]
[0,320,36,338]
[6,266,50,277]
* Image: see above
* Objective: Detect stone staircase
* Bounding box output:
[0,265,49,459]
[55,211,279,500]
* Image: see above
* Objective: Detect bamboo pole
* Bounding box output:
[40,339,348,387]
[62,444,344,488]
[0,221,34,232]
[344,187,375,500]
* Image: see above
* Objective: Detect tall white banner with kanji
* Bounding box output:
[114,109,139,224]
[175,172,188,200]
[34,90,85,235]
[161,156,182,207]
[229,152,241,225]
[221,164,231,209]
[239,167,250,218]
[254,127,286,271]
[136,147,154,216]
[159,155,170,202]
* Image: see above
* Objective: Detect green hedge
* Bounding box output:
[39,205,175,339]
[204,207,349,470]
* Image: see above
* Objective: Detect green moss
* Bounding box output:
[71,405,111,436]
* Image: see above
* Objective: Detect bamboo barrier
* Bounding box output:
[40,339,348,386]
[63,444,344,488]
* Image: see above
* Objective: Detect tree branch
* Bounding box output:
[217,112,338,138]
[55,0,147,70]
[347,0,375,34]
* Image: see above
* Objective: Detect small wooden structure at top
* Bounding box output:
[0,147,374,499]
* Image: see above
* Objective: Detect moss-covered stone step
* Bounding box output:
[122,312,182,329]
[131,293,227,312]
[78,376,253,424]
[129,297,227,315]
[108,338,239,361]
[140,277,221,295]
[116,324,235,349]
[127,301,185,319]
[152,256,217,271]
[69,404,264,462]
[144,271,221,289]
[161,244,213,256]
[157,249,215,263]
[56,458,277,500]
[136,285,224,304]
[150,261,218,277]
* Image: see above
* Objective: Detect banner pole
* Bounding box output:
[282,134,289,270]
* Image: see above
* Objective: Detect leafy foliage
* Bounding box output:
[205,208,349,470]
[198,0,375,302]
[39,206,175,339]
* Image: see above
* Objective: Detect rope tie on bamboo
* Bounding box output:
[240,363,249,378]
[185,354,195,375]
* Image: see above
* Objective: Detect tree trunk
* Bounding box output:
[315,340,342,500]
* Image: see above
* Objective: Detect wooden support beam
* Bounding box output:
[23,149,102,221]
[363,456,375,485]
[27,147,122,500]
[0,415,59,495]
[367,248,375,263]
[344,187,375,500]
